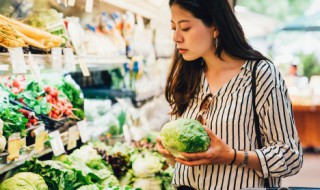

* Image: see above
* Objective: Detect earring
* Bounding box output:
[215,37,219,49]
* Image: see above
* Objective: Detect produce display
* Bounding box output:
[0,172,48,190]
[0,3,174,190]
[160,118,210,158]
[0,76,85,121]
[0,14,65,51]
[12,143,173,190]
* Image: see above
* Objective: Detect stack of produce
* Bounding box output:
[1,77,84,121]
[95,142,174,190]
[0,14,65,51]
[0,119,7,153]
[17,145,140,190]
[0,172,48,190]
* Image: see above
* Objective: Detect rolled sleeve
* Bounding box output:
[255,81,303,178]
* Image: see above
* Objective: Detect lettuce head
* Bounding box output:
[160,118,210,158]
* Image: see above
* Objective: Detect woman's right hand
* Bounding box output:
[156,136,173,158]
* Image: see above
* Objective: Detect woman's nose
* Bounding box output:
[173,30,183,43]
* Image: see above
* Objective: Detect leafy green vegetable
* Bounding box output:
[0,172,48,190]
[77,184,101,190]
[20,159,93,190]
[0,104,28,138]
[57,79,84,119]
[160,118,210,158]
[132,152,163,178]
[18,82,52,115]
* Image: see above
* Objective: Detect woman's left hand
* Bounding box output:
[175,127,234,166]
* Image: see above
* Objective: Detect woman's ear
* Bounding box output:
[213,29,219,39]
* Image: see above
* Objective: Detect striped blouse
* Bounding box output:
[172,60,303,190]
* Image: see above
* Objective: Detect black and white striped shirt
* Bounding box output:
[172,60,303,190]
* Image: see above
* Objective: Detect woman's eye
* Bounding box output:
[182,28,190,32]
[171,28,176,31]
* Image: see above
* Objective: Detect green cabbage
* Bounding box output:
[0,172,48,190]
[160,118,210,158]
[132,152,163,177]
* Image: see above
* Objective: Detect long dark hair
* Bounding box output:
[166,0,269,117]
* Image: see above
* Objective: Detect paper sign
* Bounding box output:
[78,58,90,76]
[49,131,65,156]
[77,120,89,143]
[7,133,21,161]
[34,126,45,153]
[28,53,42,82]
[67,125,78,150]
[63,48,76,72]
[51,48,63,71]
[8,47,27,74]
[0,65,9,71]
[20,137,26,149]
[0,91,9,105]
[85,0,93,13]
[68,0,76,6]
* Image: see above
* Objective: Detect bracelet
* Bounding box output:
[239,150,249,167]
[229,149,237,165]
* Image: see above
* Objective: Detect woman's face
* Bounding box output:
[171,4,216,61]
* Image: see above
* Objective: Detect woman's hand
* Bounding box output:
[156,136,174,158]
[175,127,234,166]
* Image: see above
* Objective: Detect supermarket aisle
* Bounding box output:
[282,153,320,187]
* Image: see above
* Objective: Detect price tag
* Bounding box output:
[34,126,45,153]
[63,0,68,7]
[77,120,89,143]
[67,125,78,150]
[20,137,26,149]
[63,48,76,72]
[8,47,27,74]
[78,58,90,76]
[0,91,9,105]
[49,131,65,156]
[85,0,94,13]
[0,65,9,71]
[68,0,76,6]
[51,48,63,71]
[7,133,21,162]
[28,53,42,82]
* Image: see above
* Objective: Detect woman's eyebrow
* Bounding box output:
[171,20,190,24]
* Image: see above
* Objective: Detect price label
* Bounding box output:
[67,125,78,150]
[68,0,76,6]
[51,48,63,71]
[78,58,90,76]
[77,120,89,143]
[8,47,27,74]
[28,53,42,82]
[0,91,9,105]
[34,126,45,153]
[0,64,9,71]
[20,137,26,149]
[7,133,21,162]
[85,0,94,13]
[49,131,65,156]
[63,48,76,72]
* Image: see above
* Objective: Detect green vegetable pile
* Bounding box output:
[0,103,28,138]
[160,118,210,158]
[0,172,48,190]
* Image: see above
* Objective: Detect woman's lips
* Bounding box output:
[178,49,188,54]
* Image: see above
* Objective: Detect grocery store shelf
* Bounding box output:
[0,131,68,175]
[0,53,128,72]
[82,87,163,107]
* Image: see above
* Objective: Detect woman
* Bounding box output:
[156,0,303,189]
